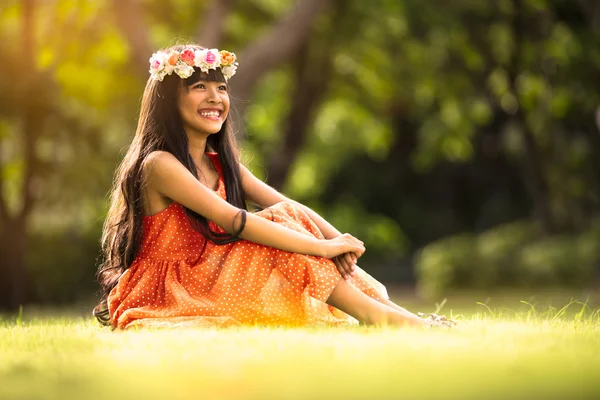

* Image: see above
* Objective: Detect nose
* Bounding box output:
[207,85,221,104]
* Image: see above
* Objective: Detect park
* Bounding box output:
[1,0,599,398]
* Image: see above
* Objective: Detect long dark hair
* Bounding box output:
[94,44,246,325]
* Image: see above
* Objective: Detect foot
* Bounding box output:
[417,312,457,329]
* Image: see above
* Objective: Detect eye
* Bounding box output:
[218,84,228,91]
[193,83,205,90]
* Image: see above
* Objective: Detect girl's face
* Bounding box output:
[177,79,230,136]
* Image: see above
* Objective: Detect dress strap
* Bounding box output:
[206,152,224,177]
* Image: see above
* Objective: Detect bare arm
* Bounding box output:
[239,163,342,239]
[144,152,364,259]
[239,163,362,279]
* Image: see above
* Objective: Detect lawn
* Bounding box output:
[1,293,599,400]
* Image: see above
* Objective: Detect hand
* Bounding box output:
[321,233,365,267]
[333,252,359,280]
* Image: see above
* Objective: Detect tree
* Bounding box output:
[0,0,130,309]
[112,0,332,118]
[0,0,38,309]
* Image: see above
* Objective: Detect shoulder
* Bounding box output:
[145,150,177,164]
[142,151,180,180]
[144,151,180,169]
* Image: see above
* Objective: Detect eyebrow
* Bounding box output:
[189,80,227,86]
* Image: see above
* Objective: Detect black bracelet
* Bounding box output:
[231,209,247,237]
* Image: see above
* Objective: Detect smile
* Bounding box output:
[198,109,222,120]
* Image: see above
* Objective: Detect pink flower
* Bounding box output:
[149,47,237,81]
[204,51,217,64]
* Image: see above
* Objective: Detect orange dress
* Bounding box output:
[107,152,389,329]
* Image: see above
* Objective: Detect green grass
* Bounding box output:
[1,296,600,400]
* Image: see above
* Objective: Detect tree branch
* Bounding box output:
[112,0,153,77]
[197,0,234,48]
[232,0,333,115]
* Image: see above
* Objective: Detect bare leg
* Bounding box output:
[379,297,413,315]
[326,278,427,327]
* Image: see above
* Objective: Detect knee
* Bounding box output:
[274,201,305,218]
[276,200,296,210]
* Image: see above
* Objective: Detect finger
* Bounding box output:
[344,253,356,275]
[345,241,365,253]
[352,245,365,257]
[337,256,350,279]
[334,257,349,280]
[347,235,364,246]
[341,254,355,279]
[344,252,354,267]
[333,256,342,272]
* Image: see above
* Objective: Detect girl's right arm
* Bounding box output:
[144,151,365,259]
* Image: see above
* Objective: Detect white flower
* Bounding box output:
[193,48,221,73]
[162,62,175,76]
[150,47,239,81]
[149,51,169,77]
[174,63,195,79]
[194,49,208,71]
[221,63,238,81]
[154,70,168,81]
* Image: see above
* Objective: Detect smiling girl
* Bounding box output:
[94,44,431,329]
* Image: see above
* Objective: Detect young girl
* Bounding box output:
[94,44,435,330]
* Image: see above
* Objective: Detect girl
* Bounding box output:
[94,44,437,330]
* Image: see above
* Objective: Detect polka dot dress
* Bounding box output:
[107,152,390,329]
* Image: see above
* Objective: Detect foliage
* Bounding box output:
[416,219,600,298]
[1,0,600,305]
[25,225,102,304]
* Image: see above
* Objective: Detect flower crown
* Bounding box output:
[149,47,238,82]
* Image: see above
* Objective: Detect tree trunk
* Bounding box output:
[0,0,38,310]
[263,0,347,189]
[0,220,28,310]
[113,0,331,122]
[112,0,153,77]
[510,0,556,234]
[232,0,331,118]
[197,0,234,48]
[265,41,334,189]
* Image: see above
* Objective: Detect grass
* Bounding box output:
[1,294,600,400]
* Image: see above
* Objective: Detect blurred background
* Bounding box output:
[0,0,599,313]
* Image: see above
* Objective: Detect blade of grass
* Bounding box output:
[520,300,536,320]
[551,299,577,322]
[15,305,23,326]
[434,298,447,314]
[476,302,495,318]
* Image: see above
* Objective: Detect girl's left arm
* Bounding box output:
[240,163,359,279]
[239,163,342,240]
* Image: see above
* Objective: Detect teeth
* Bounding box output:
[200,111,220,118]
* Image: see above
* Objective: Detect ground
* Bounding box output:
[1,291,599,400]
